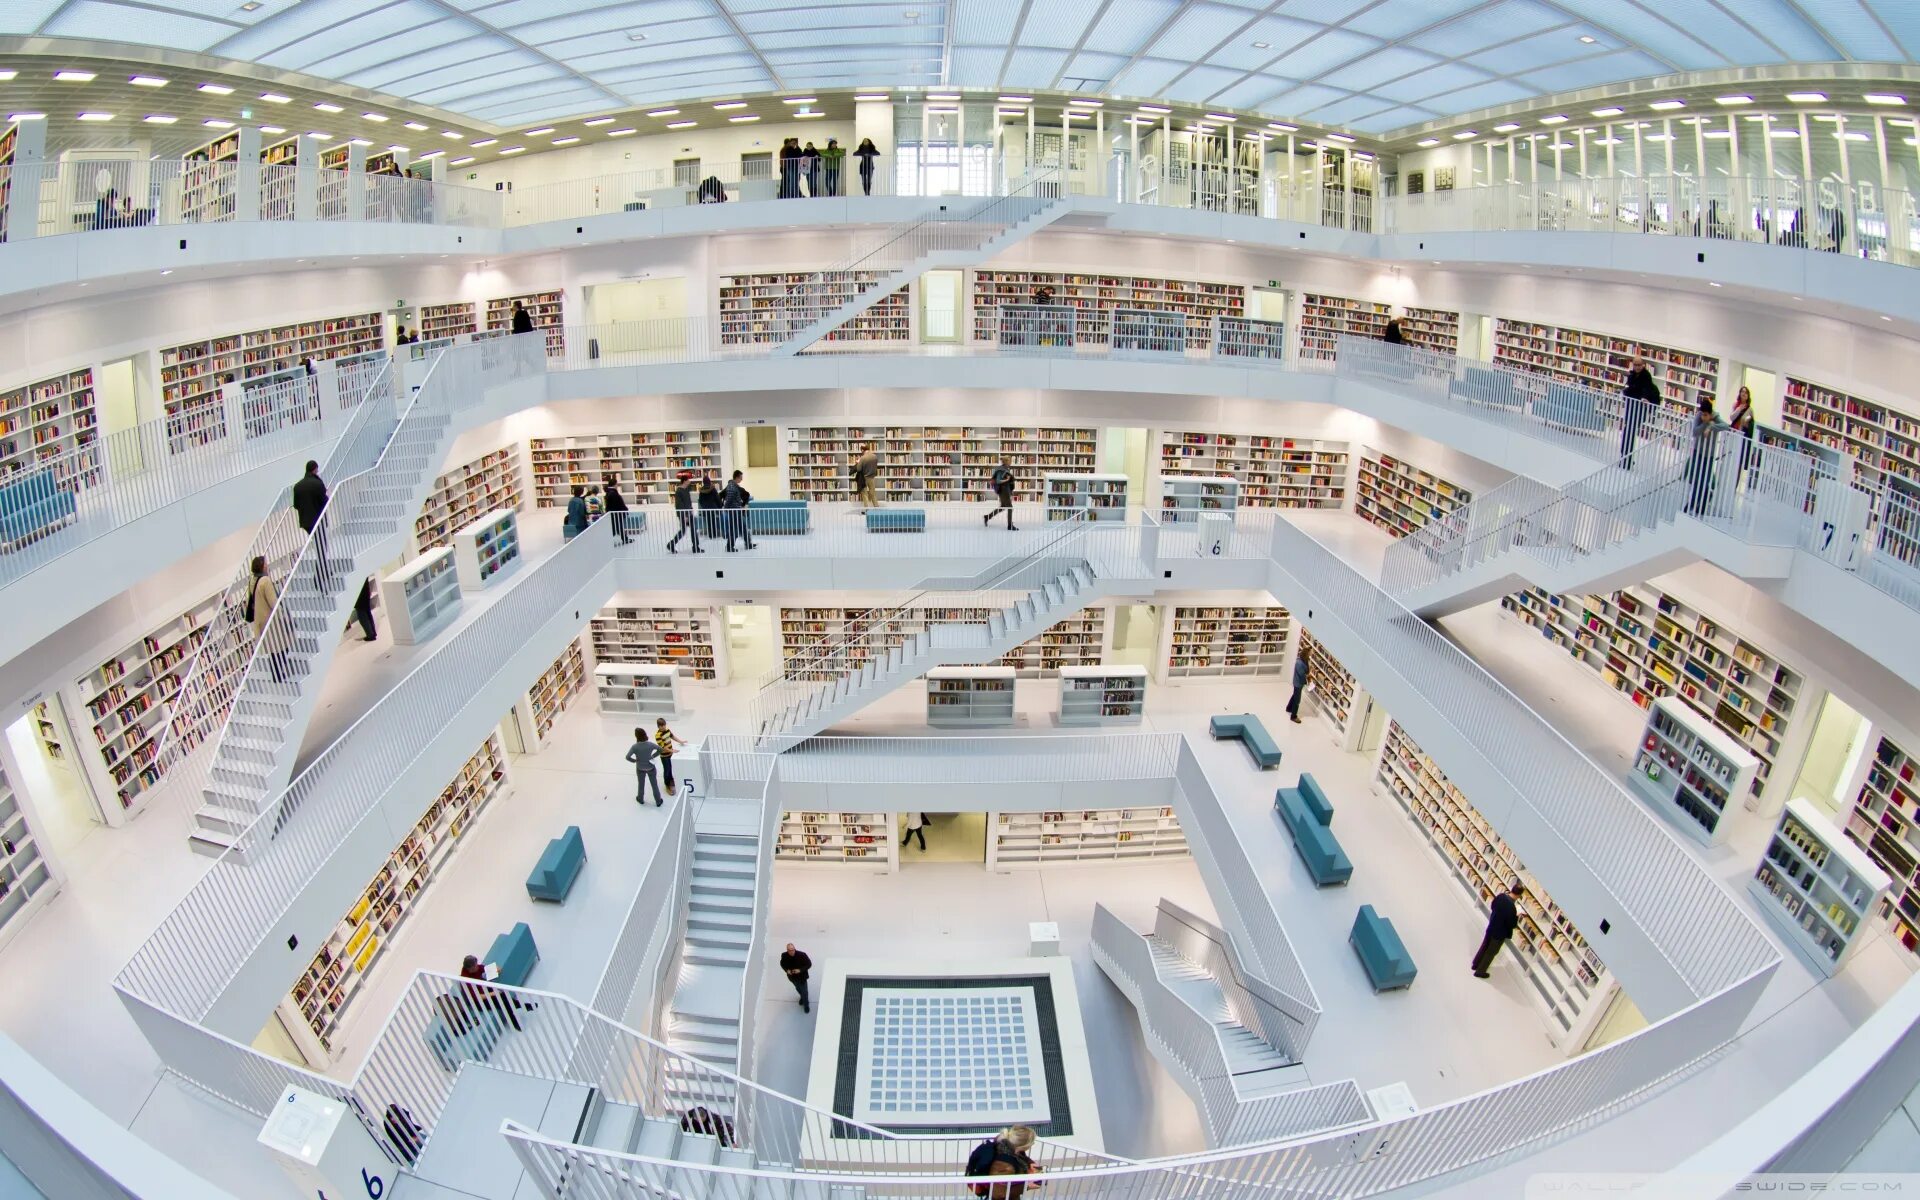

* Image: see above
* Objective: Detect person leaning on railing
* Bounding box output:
[966,1126,1043,1198]
[1620,358,1662,469]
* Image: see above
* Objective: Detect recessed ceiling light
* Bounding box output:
[620,125,651,133]
[1866,93,1907,106]
[1593,137,1621,145]
[1206,113,1236,122]
[1645,133,1672,142]
[1769,128,1800,138]
[584,117,615,126]
[729,114,760,123]
[1591,106,1624,117]
[997,108,1027,116]
[1138,105,1170,115]
[419,150,442,159]
[1323,132,1354,143]
[1839,130,1870,140]
[452,156,475,166]
[1703,129,1732,138]
[782,97,817,105]
[1251,40,1270,49]
[471,138,498,147]
[499,146,526,155]
[129,75,168,87]
[1540,114,1568,124]
[1785,92,1826,103]
[647,109,679,117]
[143,114,177,124]
[7,112,45,121]
[261,93,292,104]
[928,93,961,101]
[160,269,172,275]
[1068,99,1102,107]
[659,123,689,131]
[714,102,748,110]
[54,70,97,82]
[1650,99,1685,110]
[1451,130,1477,139]
[348,138,372,146]
[626,29,646,40]
[197,82,232,94]
[442,130,462,138]
[1708,282,1722,287]
[307,131,331,139]
[314,102,343,112]
[1578,34,1597,43]
[0,71,14,81]
[1714,95,1752,105]
[1551,141,1573,150]
[260,125,284,133]
[76,112,114,121]
[854,94,889,101]
[553,136,579,145]
[1126,117,1156,126]
[403,121,428,130]
[385,144,408,152]
[524,126,555,135]
[240,1,262,10]
[362,113,387,122]
[203,118,234,128]
[794,111,826,118]
[1493,122,1520,132]
[1267,122,1296,132]
[1416,138,1440,147]
[998,95,1032,104]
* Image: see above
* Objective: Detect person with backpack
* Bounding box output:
[965,1126,1042,1198]
[562,484,589,541]
[722,469,756,550]
[603,475,632,545]
[852,444,880,512]
[983,459,1017,530]
[666,473,702,554]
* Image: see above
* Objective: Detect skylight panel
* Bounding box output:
[1081,0,1183,56]
[1064,50,1131,83]
[1164,63,1246,102]
[1409,0,1560,54]
[41,1,231,50]
[1345,0,1483,40]
[1149,3,1258,62]
[1511,48,1665,92]
[211,0,380,60]
[1002,47,1072,87]
[955,0,1023,43]
[948,46,1007,86]
[1424,78,1538,112]
[754,26,929,50]
[0,2,63,37]
[1106,58,1192,98]
[1259,26,1379,80]
[1021,0,1102,50]
[1263,0,1374,21]
[1630,0,1781,63]
[376,46,547,97]
[413,62,568,107]
[345,35,515,90]
[1208,15,1317,70]
[264,3,450,72]
[1205,74,1300,111]
[315,25,454,80]
[1322,45,1442,93]
[1563,0,1723,70]
[521,6,722,46]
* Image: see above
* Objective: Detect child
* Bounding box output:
[654,716,689,794]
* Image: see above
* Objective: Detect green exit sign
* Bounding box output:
[1267,279,1281,288]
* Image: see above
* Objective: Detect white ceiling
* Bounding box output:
[2,1,1916,135]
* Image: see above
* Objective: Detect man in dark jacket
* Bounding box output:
[780,943,812,1013]
[697,471,723,539]
[666,474,701,553]
[984,460,1016,530]
[291,460,332,587]
[1472,880,1524,977]
[509,300,534,335]
[721,469,755,551]
[602,475,631,545]
[1285,652,1309,724]
[351,577,377,641]
[1620,357,1662,468]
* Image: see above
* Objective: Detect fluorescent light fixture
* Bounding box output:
[854,94,889,101]
[314,102,343,112]
[1551,141,1573,150]
[307,131,331,139]
[524,126,555,135]
[1324,133,1354,143]
[1591,106,1624,117]
[348,138,373,146]
[1126,117,1156,126]
[1540,114,1568,124]
[451,156,475,166]
[1714,94,1752,105]
[386,144,407,152]
[927,93,960,101]
[584,117,615,126]
[1206,113,1236,122]
[1493,122,1521,132]
[499,145,526,155]
[781,97,817,104]
[0,71,14,81]
[1785,92,1826,103]
[362,112,387,122]
[1452,130,1477,139]
[728,114,760,123]
[1840,131,1869,141]
[660,123,691,130]
[647,108,680,117]
[1645,133,1672,142]
[261,93,292,104]
[471,138,497,147]
[713,101,748,110]
[1649,99,1685,111]
[626,29,646,40]
[997,108,1027,116]
[54,70,97,82]
[261,125,285,133]
[241,1,261,10]
[1068,99,1102,107]
[442,130,461,138]
[1138,105,1170,114]
[1769,129,1800,138]
[144,114,177,124]
[404,121,428,131]
[129,75,168,87]
[998,95,1032,104]
[1416,138,1440,147]
[1703,130,1732,138]
[418,150,442,159]
[1594,137,1621,145]
[1708,281,1722,287]
[928,105,961,114]
[1578,34,1597,43]
[1865,93,1907,105]
[794,111,825,118]
[197,82,233,94]
[553,136,579,145]
[203,118,235,128]
[77,112,114,121]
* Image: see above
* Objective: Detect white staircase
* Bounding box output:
[1142,935,1299,1094]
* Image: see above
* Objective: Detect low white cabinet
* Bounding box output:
[927,666,1016,727]
[1058,665,1146,725]
[1045,473,1129,523]
[595,664,680,717]
[453,508,522,591]
[380,547,461,645]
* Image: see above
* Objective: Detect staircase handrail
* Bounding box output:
[1151,899,1308,1071]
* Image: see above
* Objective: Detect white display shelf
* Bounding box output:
[1628,697,1761,847]
[1399,306,1462,355]
[988,806,1188,870]
[0,763,56,951]
[1164,605,1292,679]
[30,701,64,764]
[531,429,727,507]
[486,290,565,356]
[259,136,301,220]
[181,131,242,224]
[419,301,478,341]
[1057,665,1146,725]
[720,272,909,345]
[1300,627,1358,743]
[1501,585,1804,805]
[416,446,522,552]
[1045,473,1128,523]
[1493,318,1719,409]
[1845,734,1920,959]
[159,311,382,447]
[1158,475,1238,525]
[0,367,100,493]
[1375,720,1614,1049]
[784,425,1098,504]
[591,606,727,683]
[780,606,1106,679]
[1752,797,1891,978]
[1158,431,1348,510]
[522,639,588,749]
[380,547,461,646]
[926,666,1016,727]
[282,734,509,1063]
[775,811,896,871]
[1781,376,1920,491]
[1299,292,1393,362]
[970,270,1244,348]
[1356,450,1474,540]
[595,663,680,717]
[453,508,522,592]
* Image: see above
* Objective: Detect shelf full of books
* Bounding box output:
[0,762,55,949]
[1057,665,1146,725]
[969,270,1245,348]
[591,606,728,683]
[1752,797,1889,977]
[927,666,1016,726]
[181,130,243,224]
[282,734,509,1063]
[779,605,1106,679]
[1299,627,1357,738]
[1779,376,1920,492]
[1375,720,1614,1048]
[415,446,523,552]
[988,806,1188,869]
[1355,450,1474,539]
[1498,585,1804,806]
[1045,473,1128,522]
[1399,306,1462,355]
[719,272,909,345]
[1158,431,1348,509]
[31,701,64,763]
[783,425,1098,504]
[1844,734,1920,960]
[159,312,382,449]
[522,639,588,749]
[453,509,522,591]
[1491,319,1719,408]
[530,429,727,507]
[486,291,566,356]
[775,810,896,871]
[1627,697,1761,846]
[1298,292,1393,361]
[419,301,479,341]
[1158,476,1238,525]
[380,547,461,646]
[1164,605,1291,679]
[0,367,101,492]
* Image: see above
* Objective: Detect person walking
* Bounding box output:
[292,459,332,587]
[654,717,689,794]
[983,459,1017,530]
[563,484,590,540]
[801,142,822,197]
[697,471,723,540]
[626,727,665,806]
[780,943,813,1013]
[1683,400,1726,518]
[666,473,703,553]
[778,138,802,199]
[964,1126,1042,1198]
[1285,651,1309,724]
[350,577,377,642]
[852,444,880,512]
[854,138,880,196]
[602,475,632,545]
[722,469,756,551]
[1471,880,1524,978]
[247,555,287,683]
[1383,317,1406,345]
[901,812,927,852]
[821,138,845,196]
[1620,357,1662,469]
[510,300,534,335]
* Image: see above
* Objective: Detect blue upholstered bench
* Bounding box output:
[526,827,585,903]
[1277,773,1334,826]
[1540,383,1606,433]
[865,507,925,533]
[0,468,77,552]
[423,998,506,1071]
[1209,714,1282,769]
[1275,788,1352,887]
[1456,365,1524,411]
[486,921,540,987]
[747,500,810,535]
[1350,906,1417,992]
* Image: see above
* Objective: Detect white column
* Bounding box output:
[345,141,367,221]
[295,138,318,221]
[3,117,46,241]
[234,126,262,220]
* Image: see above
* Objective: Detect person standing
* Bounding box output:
[1285,650,1308,724]
[292,459,331,587]
[697,471,723,540]
[983,459,1017,530]
[654,717,689,795]
[510,300,534,335]
[1621,357,1662,469]
[821,138,845,196]
[854,138,880,196]
[1383,317,1406,345]
[722,469,756,551]
[1727,386,1759,480]
[852,444,880,511]
[602,475,631,545]
[666,474,702,554]
[1683,400,1726,517]
[1472,881,1523,978]
[247,555,286,683]
[778,138,802,199]
[563,484,589,540]
[901,812,927,852]
[351,577,377,642]
[626,727,665,806]
[801,142,822,197]
[780,943,813,1013]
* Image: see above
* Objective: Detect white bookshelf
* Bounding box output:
[1299,292,1393,362]
[1375,720,1615,1049]
[1400,306,1462,355]
[926,666,1017,726]
[1780,376,1920,491]
[783,425,1098,504]
[419,301,478,341]
[181,131,243,224]
[1493,318,1719,409]
[594,663,680,717]
[259,136,301,220]
[521,639,588,750]
[1356,450,1474,540]
[988,806,1188,869]
[531,429,727,507]
[452,509,522,592]
[380,547,461,646]
[486,290,565,356]
[1300,627,1358,742]
[780,606,1106,679]
[159,311,383,449]
[720,272,909,345]
[1164,605,1291,679]
[416,446,522,552]
[281,734,509,1064]
[0,367,101,493]
[1845,734,1920,959]
[1158,476,1238,525]
[1628,697,1761,846]
[970,270,1245,348]
[591,606,728,683]
[1158,431,1348,509]
[775,810,896,872]
[1058,665,1146,725]
[1753,798,1890,977]
[30,701,64,764]
[0,761,56,951]
[1045,473,1128,522]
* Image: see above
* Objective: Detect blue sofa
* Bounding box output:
[1350,906,1417,992]
[1277,773,1334,826]
[424,996,506,1071]
[747,500,810,535]
[866,507,925,532]
[1456,365,1523,411]
[486,921,541,987]
[1539,383,1606,433]
[1275,787,1352,886]
[526,826,586,903]
[0,469,77,551]
[1209,714,1282,769]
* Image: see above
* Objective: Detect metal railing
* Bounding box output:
[730,774,782,1104]
[500,159,902,225]
[1148,900,1317,1083]
[587,782,696,1025]
[977,305,1287,361]
[745,732,1182,784]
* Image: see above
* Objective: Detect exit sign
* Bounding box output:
[1267,279,1280,288]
